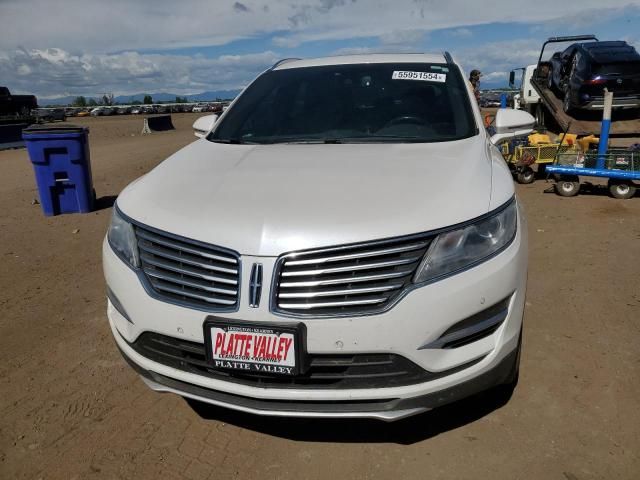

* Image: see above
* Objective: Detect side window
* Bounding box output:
[576,52,588,75]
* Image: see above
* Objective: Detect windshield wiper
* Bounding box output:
[210,138,260,145]
[328,135,425,143]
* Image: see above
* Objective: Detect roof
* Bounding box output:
[273,53,449,70]
[579,41,640,63]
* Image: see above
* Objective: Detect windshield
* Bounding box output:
[209,62,476,144]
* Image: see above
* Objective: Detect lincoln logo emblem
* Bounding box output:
[249,263,263,308]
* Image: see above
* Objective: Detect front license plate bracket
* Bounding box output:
[203,318,307,376]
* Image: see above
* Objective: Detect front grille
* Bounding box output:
[135,225,240,310]
[273,235,433,316]
[129,332,480,389]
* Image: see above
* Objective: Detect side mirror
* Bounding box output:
[193,114,219,138]
[490,108,535,145]
[508,71,515,88]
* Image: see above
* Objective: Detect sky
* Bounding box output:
[1,0,639,99]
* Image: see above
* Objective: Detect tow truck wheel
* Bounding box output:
[555,175,580,197]
[608,180,636,199]
[516,167,536,184]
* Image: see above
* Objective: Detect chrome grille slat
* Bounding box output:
[274,235,433,316]
[137,229,238,264]
[278,283,404,299]
[138,243,238,275]
[279,297,389,310]
[135,225,240,310]
[279,270,413,288]
[145,269,237,296]
[285,242,429,266]
[281,255,423,277]
[140,254,238,285]
[151,281,237,306]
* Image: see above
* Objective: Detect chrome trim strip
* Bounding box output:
[107,287,132,323]
[418,307,509,350]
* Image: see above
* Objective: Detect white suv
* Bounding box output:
[104,53,533,421]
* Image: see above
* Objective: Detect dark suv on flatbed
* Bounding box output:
[547,41,640,113]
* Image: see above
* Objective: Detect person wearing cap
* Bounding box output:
[469,69,482,102]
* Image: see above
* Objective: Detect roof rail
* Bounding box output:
[271,58,301,70]
[443,51,454,65]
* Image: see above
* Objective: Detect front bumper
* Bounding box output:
[104,207,527,421]
[118,340,519,421]
[582,95,640,110]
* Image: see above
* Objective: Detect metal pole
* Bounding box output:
[597,88,613,169]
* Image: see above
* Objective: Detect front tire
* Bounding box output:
[516,167,536,184]
[555,175,580,197]
[608,180,636,199]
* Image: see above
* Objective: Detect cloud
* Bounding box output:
[1,0,636,53]
[379,29,426,45]
[0,48,279,97]
[233,2,250,13]
[447,28,473,38]
[1,1,638,95]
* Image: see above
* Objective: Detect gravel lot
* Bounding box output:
[1,113,639,479]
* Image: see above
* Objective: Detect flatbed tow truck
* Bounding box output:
[510,35,640,139]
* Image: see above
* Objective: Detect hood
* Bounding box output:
[118,135,495,256]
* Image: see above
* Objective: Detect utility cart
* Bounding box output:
[503,140,579,184]
[547,149,639,198]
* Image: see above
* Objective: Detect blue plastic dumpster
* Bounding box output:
[22,124,94,216]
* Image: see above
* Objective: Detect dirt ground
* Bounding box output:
[1,113,639,480]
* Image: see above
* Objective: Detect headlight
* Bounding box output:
[107,207,139,268]
[413,199,517,284]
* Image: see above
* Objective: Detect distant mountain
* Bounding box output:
[39,89,240,106]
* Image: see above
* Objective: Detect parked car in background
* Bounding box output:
[77,110,90,117]
[192,103,207,113]
[90,107,104,116]
[105,53,534,422]
[36,108,66,122]
[116,106,132,115]
[64,108,77,117]
[141,106,156,114]
[131,106,143,114]
[547,40,640,113]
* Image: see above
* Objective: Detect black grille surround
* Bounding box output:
[129,332,484,390]
[134,224,241,312]
[271,234,435,317]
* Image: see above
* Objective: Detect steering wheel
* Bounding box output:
[383,115,426,128]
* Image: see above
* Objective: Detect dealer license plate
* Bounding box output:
[205,321,300,376]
